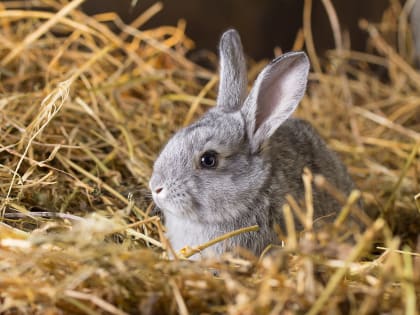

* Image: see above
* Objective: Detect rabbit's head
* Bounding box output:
[150,29,310,224]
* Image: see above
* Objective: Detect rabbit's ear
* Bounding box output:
[217,29,248,112]
[242,52,310,152]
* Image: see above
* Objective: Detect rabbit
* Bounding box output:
[149,29,357,259]
[411,0,420,67]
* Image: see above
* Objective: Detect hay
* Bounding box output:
[0,0,419,314]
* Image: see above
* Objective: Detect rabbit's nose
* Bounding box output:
[149,174,164,193]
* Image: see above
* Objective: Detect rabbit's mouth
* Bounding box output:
[152,189,194,218]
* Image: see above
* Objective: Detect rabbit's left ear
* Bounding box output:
[217,29,248,112]
[241,52,310,153]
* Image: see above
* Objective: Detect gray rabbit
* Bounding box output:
[149,29,356,258]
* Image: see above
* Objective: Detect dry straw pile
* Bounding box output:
[0,0,419,314]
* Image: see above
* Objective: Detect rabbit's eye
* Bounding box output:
[200,151,218,169]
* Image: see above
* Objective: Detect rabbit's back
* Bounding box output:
[269,118,355,226]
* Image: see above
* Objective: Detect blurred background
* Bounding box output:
[82,0,390,60]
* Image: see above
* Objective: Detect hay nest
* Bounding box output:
[0,1,419,314]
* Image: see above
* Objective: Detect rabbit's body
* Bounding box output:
[269,118,354,223]
[150,30,358,259]
[158,116,354,257]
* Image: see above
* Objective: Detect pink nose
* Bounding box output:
[155,187,163,194]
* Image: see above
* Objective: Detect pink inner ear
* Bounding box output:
[254,71,285,132]
[253,55,306,134]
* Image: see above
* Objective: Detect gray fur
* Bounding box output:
[411,0,420,67]
[217,29,248,111]
[149,29,357,259]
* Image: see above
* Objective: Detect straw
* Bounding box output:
[0,1,419,314]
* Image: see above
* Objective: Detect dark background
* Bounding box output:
[83,0,389,60]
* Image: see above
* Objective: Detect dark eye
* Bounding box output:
[200,151,218,169]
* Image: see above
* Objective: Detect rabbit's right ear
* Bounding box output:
[216,29,248,112]
[241,52,310,153]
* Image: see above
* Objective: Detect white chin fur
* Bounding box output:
[164,212,219,259]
